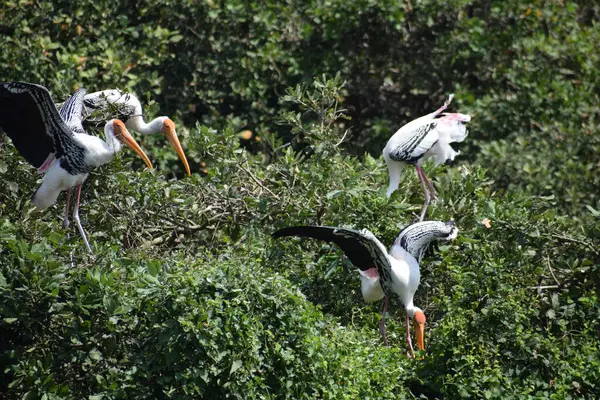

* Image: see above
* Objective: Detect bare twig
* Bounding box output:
[184,25,202,40]
[529,285,560,290]
[545,255,561,286]
[551,234,598,254]
[496,219,598,255]
[335,128,352,147]
[237,163,279,199]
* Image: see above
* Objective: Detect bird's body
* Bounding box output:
[358,268,384,303]
[82,89,191,176]
[389,248,421,311]
[0,81,153,253]
[384,95,470,221]
[273,221,458,356]
[357,246,421,311]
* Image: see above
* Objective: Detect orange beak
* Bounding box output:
[413,319,425,352]
[162,118,191,176]
[114,120,153,169]
[412,310,426,353]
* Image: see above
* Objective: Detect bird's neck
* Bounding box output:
[388,254,420,308]
[128,115,165,135]
[405,303,420,318]
[99,125,122,163]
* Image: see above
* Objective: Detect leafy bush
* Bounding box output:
[2,75,599,398]
[2,0,600,396]
[2,0,598,215]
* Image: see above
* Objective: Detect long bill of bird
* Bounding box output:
[162,118,191,176]
[413,309,426,352]
[113,120,153,169]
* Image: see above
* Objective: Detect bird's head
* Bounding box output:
[443,220,459,241]
[161,118,191,176]
[412,308,426,352]
[112,119,153,169]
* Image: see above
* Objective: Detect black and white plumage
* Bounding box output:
[0,82,153,253]
[273,220,458,356]
[82,89,191,176]
[383,95,471,221]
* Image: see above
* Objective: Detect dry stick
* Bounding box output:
[145,224,205,246]
[335,128,352,147]
[545,255,561,286]
[237,163,279,199]
[143,213,226,247]
[497,220,598,255]
[529,285,560,290]
[551,234,598,255]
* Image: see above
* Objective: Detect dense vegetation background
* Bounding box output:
[0,0,598,398]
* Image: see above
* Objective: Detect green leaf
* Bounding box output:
[230,359,243,375]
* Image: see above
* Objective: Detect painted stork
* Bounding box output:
[82,89,191,176]
[273,220,458,356]
[383,95,471,221]
[0,81,153,253]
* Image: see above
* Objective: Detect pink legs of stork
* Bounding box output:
[405,311,416,358]
[379,296,390,347]
[62,185,93,254]
[378,296,418,358]
[416,165,437,222]
[415,94,454,222]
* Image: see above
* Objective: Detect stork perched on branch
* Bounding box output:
[0,82,153,254]
[383,95,471,221]
[273,220,458,357]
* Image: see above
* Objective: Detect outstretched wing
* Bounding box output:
[390,220,458,261]
[0,81,71,168]
[59,88,87,133]
[273,225,394,296]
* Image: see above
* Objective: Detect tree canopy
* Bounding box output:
[0,1,599,399]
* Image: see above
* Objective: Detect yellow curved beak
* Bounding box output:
[114,120,153,169]
[414,320,425,352]
[163,119,191,176]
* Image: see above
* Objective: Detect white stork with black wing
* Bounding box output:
[383,94,471,221]
[0,82,153,254]
[273,220,458,357]
[82,89,191,176]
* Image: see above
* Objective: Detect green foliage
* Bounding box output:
[1,0,598,215]
[1,0,600,398]
[2,75,599,398]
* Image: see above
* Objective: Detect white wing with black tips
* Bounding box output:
[273,225,396,296]
[0,82,70,168]
[59,88,87,134]
[386,121,440,164]
[390,220,458,261]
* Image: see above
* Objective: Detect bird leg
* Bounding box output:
[379,296,390,346]
[416,165,437,199]
[416,166,431,222]
[63,189,77,267]
[63,189,72,229]
[424,173,437,199]
[72,184,93,255]
[405,311,415,358]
